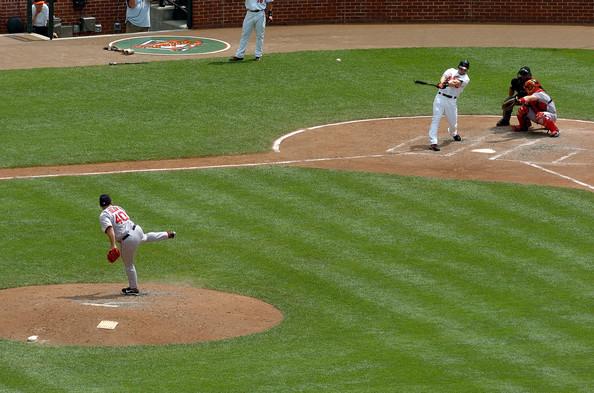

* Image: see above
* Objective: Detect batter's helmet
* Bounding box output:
[99,194,112,207]
[458,60,470,70]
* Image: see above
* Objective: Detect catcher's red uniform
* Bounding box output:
[514,80,559,137]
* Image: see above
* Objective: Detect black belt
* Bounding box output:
[439,92,457,99]
[249,9,263,12]
[121,225,136,241]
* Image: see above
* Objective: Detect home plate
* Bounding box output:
[97,320,119,330]
[472,148,496,154]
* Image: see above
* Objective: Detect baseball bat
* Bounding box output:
[104,45,135,55]
[414,80,445,88]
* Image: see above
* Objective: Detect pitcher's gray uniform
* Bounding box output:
[99,194,174,295]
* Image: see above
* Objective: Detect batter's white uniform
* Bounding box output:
[428,68,470,145]
[235,0,273,59]
[99,205,169,289]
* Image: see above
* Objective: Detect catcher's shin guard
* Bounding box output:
[515,106,530,131]
[537,113,559,133]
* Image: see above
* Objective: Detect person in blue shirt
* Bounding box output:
[126,0,150,33]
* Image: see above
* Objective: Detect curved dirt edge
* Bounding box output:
[0,283,283,347]
[1,115,592,192]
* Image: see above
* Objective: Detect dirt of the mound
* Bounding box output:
[0,283,283,346]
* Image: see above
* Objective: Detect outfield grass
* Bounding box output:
[0,48,593,392]
[0,48,593,168]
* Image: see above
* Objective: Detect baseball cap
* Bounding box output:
[99,194,112,207]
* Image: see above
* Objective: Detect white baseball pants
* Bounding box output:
[120,225,169,289]
[428,94,459,145]
[235,10,266,58]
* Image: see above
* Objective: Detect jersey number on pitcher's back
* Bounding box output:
[108,206,130,224]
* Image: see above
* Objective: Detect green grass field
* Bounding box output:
[0,47,593,392]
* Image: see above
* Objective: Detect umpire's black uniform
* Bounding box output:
[497,66,532,126]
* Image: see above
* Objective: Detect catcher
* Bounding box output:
[496,66,533,127]
[99,194,176,296]
[512,79,560,137]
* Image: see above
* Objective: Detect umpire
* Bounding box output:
[496,66,533,127]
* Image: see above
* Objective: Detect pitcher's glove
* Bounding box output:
[501,95,519,111]
[107,247,121,263]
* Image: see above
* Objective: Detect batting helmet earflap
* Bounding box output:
[458,60,470,70]
[99,194,112,207]
[518,66,531,77]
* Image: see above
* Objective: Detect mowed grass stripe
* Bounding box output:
[1,168,593,391]
[164,167,588,388]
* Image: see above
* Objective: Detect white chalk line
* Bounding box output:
[386,136,425,153]
[0,155,390,181]
[552,151,580,164]
[444,135,490,157]
[521,161,594,191]
[489,140,541,161]
[81,302,119,308]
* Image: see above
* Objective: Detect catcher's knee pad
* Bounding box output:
[517,105,529,117]
[536,112,559,132]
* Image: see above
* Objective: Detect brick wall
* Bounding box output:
[2,0,593,35]
[195,0,594,27]
[1,0,126,35]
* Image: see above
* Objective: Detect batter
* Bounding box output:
[428,60,471,151]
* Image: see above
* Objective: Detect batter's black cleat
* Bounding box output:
[122,287,139,296]
[430,144,440,151]
[167,231,176,239]
[496,119,510,126]
[229,56,244,62]
[453,134,462,142]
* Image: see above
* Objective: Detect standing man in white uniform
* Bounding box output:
[99,194,175,296]
[125,0,150,33]
[230,0,274,61]
[428,60,471,151]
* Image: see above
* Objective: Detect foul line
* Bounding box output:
[0,155,389,181]
[522,161,594,191]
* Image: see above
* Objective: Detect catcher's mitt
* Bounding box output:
[107,247,121,263]
[501,95,519,111]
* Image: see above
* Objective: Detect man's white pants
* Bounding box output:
[235,10,266,58]
[428,94,459,145]
[120,225,168,289]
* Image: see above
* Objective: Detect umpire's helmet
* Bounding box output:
[99,194,112,207]
[518,66,531,77]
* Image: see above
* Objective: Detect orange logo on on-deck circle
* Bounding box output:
[135,39,203,52]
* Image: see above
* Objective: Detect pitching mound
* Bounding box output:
[0,283,283,346]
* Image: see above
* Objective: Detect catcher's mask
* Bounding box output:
[99,194,112,207]
[524,79,541,95]
[518,66,531,78]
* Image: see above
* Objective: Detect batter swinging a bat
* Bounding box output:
[425,60,471,151]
